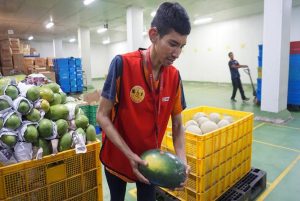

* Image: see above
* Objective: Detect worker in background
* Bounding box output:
[228,52,250,102]
[97,2,191,201]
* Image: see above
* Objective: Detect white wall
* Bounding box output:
[28,41,54,57]
[28,6,300,81]
[105,6,300,84]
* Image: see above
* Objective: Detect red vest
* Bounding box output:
[100,50,180,181]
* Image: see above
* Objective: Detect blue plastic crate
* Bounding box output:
[55,58,69,67]
[75,58,81,66]
[68,58,76,66]
[70,79,77,85]
[69,74,77,79]
[95,126,102,134]
[77,80,83,85]
[258,56,262,67]
[70,87,78,92]
[256,89,261,101]
[76,66,82,70]
[61,86,71,93]
[257,79,262,91]
[77,86,83,91]
[258,44,263,57]
[287,92,300,104]
[69,66,76,72]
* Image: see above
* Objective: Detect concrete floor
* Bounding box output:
[92,79,300,201]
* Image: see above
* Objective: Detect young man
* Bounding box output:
[97,2,191,201]
[228,52,250,102]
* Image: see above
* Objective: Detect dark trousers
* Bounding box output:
[231,78,246,100]
[105,168,156,201]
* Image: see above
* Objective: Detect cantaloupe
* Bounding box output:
[209,113,220,123]
[196,116,209,126]
[201,121,218,134]
[218,119,230,128]
[185,125,202,135]
[192,112,207,121]
[223,115,234,123]
[185,120,198,127]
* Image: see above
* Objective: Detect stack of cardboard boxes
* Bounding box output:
[0,38,24,76]
[0,38,56,82]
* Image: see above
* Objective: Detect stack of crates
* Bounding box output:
[256,45,263,102]
[257,41,300,105]
[54,57,84,93]
[161,106,253,201]
[0,141,103,201]
[288,41,300,105]
[54,58,70,93]
[75,58,84,92]
[79,104,101,133]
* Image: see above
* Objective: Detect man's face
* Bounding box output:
[154,29,187,66]
[229,53,234,60]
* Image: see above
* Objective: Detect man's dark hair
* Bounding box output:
[151,2,191,37]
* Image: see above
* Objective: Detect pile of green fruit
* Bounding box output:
[0,81,98,163]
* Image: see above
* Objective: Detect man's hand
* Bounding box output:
[128,153,150,184]
[173,163,190,191]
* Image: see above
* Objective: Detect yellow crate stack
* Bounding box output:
[0,141,103,201]
[161,106,253,201]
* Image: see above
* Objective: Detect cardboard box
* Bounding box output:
[1,57,13,67]
[47,57,54,67]
[24,58,35,65]
[35,58,46,66]
[1,67,14,76]
[40,71,56,82]
[12,54,24,71]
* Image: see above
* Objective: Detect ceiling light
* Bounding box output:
[193,17,213,25]
[69,38,76,43]
[150,11,156,17]
[46,21,54,29]
[102,38,110,45]
[83,0,95,6]
[28,36,34,40]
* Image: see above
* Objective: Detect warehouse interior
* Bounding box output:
[0,0,300,201]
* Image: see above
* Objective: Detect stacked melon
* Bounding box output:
[0,80,97,165]
[184,112,234,135]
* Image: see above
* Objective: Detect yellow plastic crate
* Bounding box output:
[0,141,103,201]
[160,106,253,198]
[181,106,253,158]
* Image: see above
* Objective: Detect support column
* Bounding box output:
[261,0,292,112]
[78,27,92,86]
[126,6,143,51]
[53,39,63,58]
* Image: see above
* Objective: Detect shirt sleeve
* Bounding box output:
[172,72,187,116]
[101,55,122,102]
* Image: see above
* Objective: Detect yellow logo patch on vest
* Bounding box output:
[130,86,145,103]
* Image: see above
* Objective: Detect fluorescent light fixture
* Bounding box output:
[83,0,95,5]
[28,35,34,40]
[150,11,156,17]
[69,38,76,43]
[102,38,110,45]
[193,17,213,25]
[46,21,54,29]
[97,27,107,34]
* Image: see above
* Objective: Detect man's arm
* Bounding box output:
[97,95,149,183]
[171,113,186,163]
[230,61,248,69]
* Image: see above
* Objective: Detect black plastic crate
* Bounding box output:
[217,168,267,201]
[155,187,179,201]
